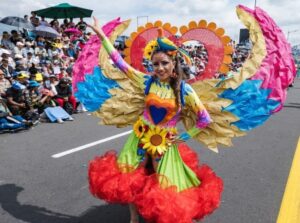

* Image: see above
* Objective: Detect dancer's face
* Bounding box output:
[151,52,175,82]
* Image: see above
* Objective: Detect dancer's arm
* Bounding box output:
[178,83,212,142]
[89,17,148,90]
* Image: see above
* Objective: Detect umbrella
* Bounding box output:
[0,16,35,30]
[0,23,20,33]
[64,28,82,36]
[32,3,93,19]
[33,25,60,38]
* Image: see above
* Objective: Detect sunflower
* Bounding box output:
[143,40,158,60]
[141,126,168,156]
[133,118,145,138]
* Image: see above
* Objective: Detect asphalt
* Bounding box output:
[0,79,299,223]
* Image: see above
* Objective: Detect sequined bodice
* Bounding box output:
[142,79,180,127]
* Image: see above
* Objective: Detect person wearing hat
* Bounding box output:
[16,72,29,86]
[14,42,24,56]
[5,82,28,116]
[27,80,41,111]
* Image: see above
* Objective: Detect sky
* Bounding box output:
[0,0,299,45]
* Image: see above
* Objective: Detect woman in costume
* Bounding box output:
[87,18,222,223]
[74,5,296,223]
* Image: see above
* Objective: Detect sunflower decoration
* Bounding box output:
[133,118,146,138]
[141,126,169,156]
[143,40,158,61]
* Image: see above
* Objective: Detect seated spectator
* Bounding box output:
[14,42,24,56]
[48,74,58,95]
[1,31,15,51]
[27,80,42,110]
[0,95,33,133]
[0,59,14,81]
[1,52,15,68]
[35,42,47,59]
[16,72,29,86]
[39,89,73,123]
[55,78,76,114]
[0,69,11,97]
[22,42,34,57]
[10,30,20,45]
[25,52,36,68]
[66,43,77,59]
[6,82,28,116]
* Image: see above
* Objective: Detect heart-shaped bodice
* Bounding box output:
[143,90,179,126]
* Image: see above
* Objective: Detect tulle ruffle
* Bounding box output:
[88,144,223,222]
[89,151,147,204]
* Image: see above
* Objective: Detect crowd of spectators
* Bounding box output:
[0,14,90,133]
[0,12,254,134]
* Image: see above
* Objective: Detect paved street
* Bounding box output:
[0,79,299,223]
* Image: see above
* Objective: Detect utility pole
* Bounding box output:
[287,29,299,42]
[137,16,149,29]
[136,16,149,50]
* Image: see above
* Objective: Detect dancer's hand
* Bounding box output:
[87,16,105,39]
[166,133,184,145]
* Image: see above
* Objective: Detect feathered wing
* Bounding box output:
[182,5,296,152]
[74,19,145,127]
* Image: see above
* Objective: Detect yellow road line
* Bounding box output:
[277,137,300,223]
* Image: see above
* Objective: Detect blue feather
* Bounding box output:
[220,79,280,131]
[75,66,120,112]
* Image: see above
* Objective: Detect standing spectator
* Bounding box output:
[24,15,29,22]
[39,16,50,26]
[68,18,75,28]
[76,18,87,32]
[30,12,37,24]
[0,69,11,97]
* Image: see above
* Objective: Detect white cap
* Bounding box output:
[14,54,23,59]
[16,42,24,46]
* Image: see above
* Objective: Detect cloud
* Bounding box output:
[0,0,299,45]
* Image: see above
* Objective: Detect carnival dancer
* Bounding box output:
[74,5,296,223]
[85,18,222,223]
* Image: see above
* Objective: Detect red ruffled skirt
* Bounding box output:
[89,143,223,222]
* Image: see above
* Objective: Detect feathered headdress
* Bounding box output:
[143,27,192,65]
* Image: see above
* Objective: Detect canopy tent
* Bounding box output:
[32,3,93,19]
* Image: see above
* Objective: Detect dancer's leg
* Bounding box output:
[129,203,139,223]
